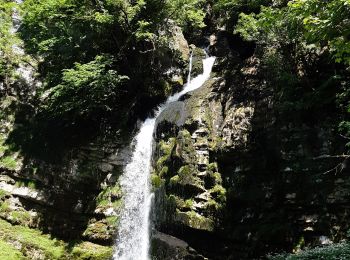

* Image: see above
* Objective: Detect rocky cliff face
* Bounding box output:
[0,93,133,258]
[151,35,350,259]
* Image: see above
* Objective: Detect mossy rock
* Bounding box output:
[169,165,205,198]
[83,216,118,243]
[0,155,20,170]
[0,218,66,259]
[70,241,113,260]
[175,210,214,231]
[0,218,113,259]
[0,239,25,260]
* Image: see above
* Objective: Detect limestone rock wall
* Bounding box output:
[151,45,350,259]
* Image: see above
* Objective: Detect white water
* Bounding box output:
[114,55,216,260]
[187,51,193,84]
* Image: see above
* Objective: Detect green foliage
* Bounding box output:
[214,0,272,30]
[235,0,350,66]
[166,0,206,31]
[234,0,350,155]
[6,0,207,158]
[19,0,205,85]
[290,0,350,66]
[41,55,128,121]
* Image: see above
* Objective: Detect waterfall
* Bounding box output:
[114,55,216,260]
[187,51,193,84]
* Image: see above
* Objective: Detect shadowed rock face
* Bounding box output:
[151,41,350,259]
[151,231,207,260]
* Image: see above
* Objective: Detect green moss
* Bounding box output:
[71,241,112,260]
[167,194,178,207]
[0,240,25,260]
[0,189,9,200]
[15,180,37,189]
[175,210,214,231]
[209,136,224,150]
[173,196,185,208]
[159,166,169,177]
[161,80,172,96]
[97,198,110,208]
[167,195,194,210]
[155,138,175,171]
[178,165,191,175]
[184,199,193,209]
[0,218,113,259]
[210,184,227,203]
[205,199,221,212]
[204,107,214,132]
[106,216,118,227]
[154,138,177,189]
[159,138,176,155]
[96,185,122,207]
[9,210,31,226]
[175,165,202,189]
[27,181,36,189]
[0,201,10,213]
[170,175,180,186]
[112,198,123,209]
[0,144,6,154]
[83,221,110,241]
[207,162,218,172]
[211,172,222,184]
[0,156,18,170]
[151,174,164,188]
[0,218,65,259]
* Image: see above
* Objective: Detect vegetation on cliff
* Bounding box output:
[1,0,207,159]
[221,0,350,151]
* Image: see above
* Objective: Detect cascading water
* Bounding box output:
[187,51,193,84]
[114,54,216,260]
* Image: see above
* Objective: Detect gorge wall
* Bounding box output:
[150,35,350,259]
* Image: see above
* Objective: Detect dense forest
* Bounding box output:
[0,0,350,259]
